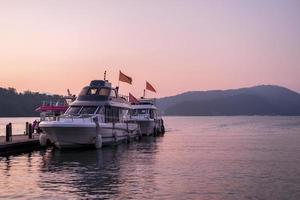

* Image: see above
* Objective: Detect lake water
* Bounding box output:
[1,116,300,199]
[0,117,38,136]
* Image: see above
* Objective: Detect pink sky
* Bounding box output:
[0,0,299,97]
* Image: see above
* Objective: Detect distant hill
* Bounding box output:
[157,85,300,116]
[1,85,300,117]
[0,87,62,117]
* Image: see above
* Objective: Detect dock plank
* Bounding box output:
[0,134,38,144]
[0,134,41,156]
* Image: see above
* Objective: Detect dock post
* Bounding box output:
[25,122,29,135]
[6,123,12,142]
[6,124,9,142]
[9,123,12,141]
[28,123,33,139]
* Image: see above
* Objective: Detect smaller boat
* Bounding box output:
[35,90,76,121]
[131,98,165,136]
[35,100,69,121]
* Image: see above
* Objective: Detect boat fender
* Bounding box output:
[153,127,157,137]
[161,124,165,135]
[95,134,102,149]
[127,133,131,143]
[114,132,118,142]
[39,133,47,146]
[137,126,142,140]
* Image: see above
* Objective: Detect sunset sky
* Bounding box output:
[0,0,299,98]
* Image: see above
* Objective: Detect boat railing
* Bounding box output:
[42,100,68,107]
[42,114,132,124]
[131,114,151,120]
[42,114,103,123]
[118,94,129,101]
[138,98,157,105]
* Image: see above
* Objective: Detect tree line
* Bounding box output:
[0,87,62,117]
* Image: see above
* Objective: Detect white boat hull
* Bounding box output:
[40,121,139,148]
[137,120,156,136]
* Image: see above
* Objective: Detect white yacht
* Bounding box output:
[131,98,165,136]
[39,80,140,148]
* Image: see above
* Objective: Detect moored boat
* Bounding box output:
[131,98,165,136]
[39,79,140,149]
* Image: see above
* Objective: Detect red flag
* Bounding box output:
[119,71,132,84]
[146,81,156,93]
[129,93,139,104]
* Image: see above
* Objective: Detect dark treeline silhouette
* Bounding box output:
[1,85,300,117]
[0,87,62,117]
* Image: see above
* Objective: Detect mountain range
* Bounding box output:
[0,85,300,117]
[157,85,300,116]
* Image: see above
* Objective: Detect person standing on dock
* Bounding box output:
[32,120,37,133]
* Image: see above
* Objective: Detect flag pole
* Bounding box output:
[118,70,120,88]
[104,70,107,81]
[116,70,120,95]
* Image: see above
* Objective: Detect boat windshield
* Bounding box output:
[65,106,100,115]
[99,88,110,96]
[66,106,81,115]
[133,109,149,115]
[79,88,89,96]
[87,88,98,95]
[78,87,110,97]
[80,106,98,115]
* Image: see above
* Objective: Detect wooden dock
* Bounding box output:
[0,134,41,156]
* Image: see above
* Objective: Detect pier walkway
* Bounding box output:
[0,134,40,156]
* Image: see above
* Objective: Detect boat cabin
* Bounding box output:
[132,108,161,120]
[77,80,119,101]
[132,99,161,120]
[64,80,131,123]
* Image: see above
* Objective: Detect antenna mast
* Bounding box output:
[104,71,107,81]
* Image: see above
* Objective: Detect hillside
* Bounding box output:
[0,87,62,117]
[1,85,300,117]
[157,85,300,116]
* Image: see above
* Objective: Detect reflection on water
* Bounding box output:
[38,138,159,199]
[0,137,161,199]
[1,116,300,199]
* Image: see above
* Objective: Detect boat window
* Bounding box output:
[134,109,148,115]
[87,88,98,95]
[99,88,110,96]
[156,110,160,117]
[80,106,98,114]
[96,106,104,114]
[79,88,89,96]
[150,109,154,119]
[139,109,148,114]
[109,89,117,98]
[105,106,120,123]
[66,106,82,115]
[119,109,129,122]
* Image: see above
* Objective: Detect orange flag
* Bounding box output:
[146,81,156,93]
[129,93,139,104]
[119,71,132,84]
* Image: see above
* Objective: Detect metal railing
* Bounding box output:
[42,114,133,124]
[42,100,68,107]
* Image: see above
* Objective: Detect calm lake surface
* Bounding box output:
[1,116,300,200]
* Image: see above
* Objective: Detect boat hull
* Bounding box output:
[40,121,139,148]
[138,120,156,136]
[131,119,164,136]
